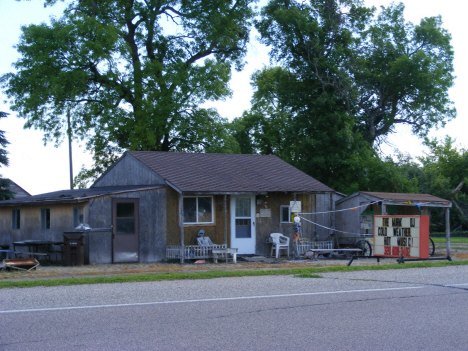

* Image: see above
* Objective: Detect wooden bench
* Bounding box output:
[212,248,238,264]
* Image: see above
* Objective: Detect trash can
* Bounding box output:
[63,232,85,266]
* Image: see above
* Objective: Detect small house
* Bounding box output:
[0,152,337,263]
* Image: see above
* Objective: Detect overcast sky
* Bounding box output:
[1,0,467,195]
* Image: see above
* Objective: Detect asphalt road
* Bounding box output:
[1,266,468,350]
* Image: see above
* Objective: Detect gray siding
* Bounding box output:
[9,182,30,198]
[93,153,166,187]
[335,195,362,243]
[315,193,334,240]
[0,188,166,264]
[0,202,88,255]
[87,188,166,264]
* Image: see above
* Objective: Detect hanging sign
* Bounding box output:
[373,215,429,259]
[290,201,301,213]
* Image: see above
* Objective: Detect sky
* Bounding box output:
[1,0,467,195]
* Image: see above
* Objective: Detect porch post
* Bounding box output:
[224,195,228,246]
[178,193,185,264]
[445,208,451,259]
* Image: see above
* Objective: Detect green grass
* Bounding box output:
[1,260,467,289]
[431,237,468,244]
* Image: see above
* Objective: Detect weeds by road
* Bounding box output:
[1,260,467,289]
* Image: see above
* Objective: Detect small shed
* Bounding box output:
[0,185,166,264]
[335,191,453,255]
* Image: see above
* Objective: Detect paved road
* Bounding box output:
[1,266,468,350]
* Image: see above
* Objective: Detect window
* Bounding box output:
[12,209,20,229]
[73,206,84,228]
[41,208,51,229]
[280,205,290,223]
[116,202,135,234]
[183,196,213,224]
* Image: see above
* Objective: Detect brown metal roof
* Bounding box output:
[361,191,450,203]
[127,151,333,193]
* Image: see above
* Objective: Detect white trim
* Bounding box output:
[183,196,214,224]
[230,196,256,254]
[280,205,291,223]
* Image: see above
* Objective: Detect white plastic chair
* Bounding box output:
[269,233,290,258]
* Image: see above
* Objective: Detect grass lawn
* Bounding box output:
[431,237,468,244]
[1,260,467,289]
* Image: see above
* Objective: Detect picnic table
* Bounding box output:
[13,240,63,261]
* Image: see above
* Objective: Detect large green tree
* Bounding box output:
[230,67,419,194]
[1,0,255,184]
[0,111,13,200]
[418,137,468,231]
[254,0,455,146]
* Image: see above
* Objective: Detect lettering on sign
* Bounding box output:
[378,227,387,236]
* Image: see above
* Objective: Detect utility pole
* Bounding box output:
[67,111,73,189]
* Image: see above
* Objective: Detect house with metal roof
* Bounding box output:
[0,152,337,264]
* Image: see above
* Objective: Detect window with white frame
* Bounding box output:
[280,205,290,223]
[41,208,51,229]
[183,196,213,224]
[12,209,20,229]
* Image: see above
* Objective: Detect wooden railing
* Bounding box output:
[166,244,227,260]
[294,241,333,256]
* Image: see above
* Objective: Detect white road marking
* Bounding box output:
[0,286,425,314]
[444,283,468,287]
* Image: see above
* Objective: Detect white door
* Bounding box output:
[231,196,256,254]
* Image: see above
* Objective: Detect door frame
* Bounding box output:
[230,195,256,254]
[112,197,140,263]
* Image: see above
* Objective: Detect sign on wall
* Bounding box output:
[373,215,429,259]
[290,201,301,213]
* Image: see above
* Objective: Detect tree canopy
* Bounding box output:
[228,0,456,194]
[417,137,468,231]
[254,0,455,146]
[1,0,255,185]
